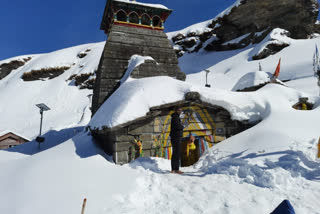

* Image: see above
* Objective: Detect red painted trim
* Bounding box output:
[114,22,164,31]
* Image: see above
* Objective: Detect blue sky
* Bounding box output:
[0,0,317,60]
[0,0,237,60]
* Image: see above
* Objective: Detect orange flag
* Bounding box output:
[273,58,281,78]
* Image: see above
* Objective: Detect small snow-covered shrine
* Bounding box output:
[90,90,257,165]
[91,0,185,115]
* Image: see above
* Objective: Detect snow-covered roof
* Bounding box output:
[114,0,168,10]
[89,75,308,130]
[232,71,272,91]
[120,55,154,83]
[0,130,31,141]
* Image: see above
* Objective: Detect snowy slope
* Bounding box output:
[0,42,105,139]
[179,28,319,94]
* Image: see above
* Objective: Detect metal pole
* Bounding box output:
[39,109,43,136]
[204,69,211,88]
[38,109,43,149]
[206,72,208,85]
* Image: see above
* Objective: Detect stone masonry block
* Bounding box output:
[114,151,128,165]
[142,149,152,157]
[140,134,154,142]
[114,142,132,152]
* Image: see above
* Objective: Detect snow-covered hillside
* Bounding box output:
[179,28,319,94]
[0,42,104,139]
[1,2,320,213]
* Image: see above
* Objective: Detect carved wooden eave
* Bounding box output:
[100,0,172,33]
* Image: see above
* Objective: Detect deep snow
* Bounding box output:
[1,4,320,214]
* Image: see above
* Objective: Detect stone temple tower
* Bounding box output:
[92,0,185,115]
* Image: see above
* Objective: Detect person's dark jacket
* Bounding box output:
[170,112,184,138]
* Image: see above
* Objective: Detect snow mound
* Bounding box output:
[120,55,154,83]
[195,136,320,188]
[232,71,272,91]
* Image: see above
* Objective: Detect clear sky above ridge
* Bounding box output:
[0,0,238,60]
[0,0,318,61]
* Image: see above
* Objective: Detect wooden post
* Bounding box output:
[81,198,87,214]
[318,137,320,158]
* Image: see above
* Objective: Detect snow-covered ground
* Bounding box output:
[1,81,320,213]
[1,4,320,213]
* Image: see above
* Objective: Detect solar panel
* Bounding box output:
[36,103,50,111]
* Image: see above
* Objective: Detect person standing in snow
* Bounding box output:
[170,107,186,174]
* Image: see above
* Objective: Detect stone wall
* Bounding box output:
[92,25,185,115]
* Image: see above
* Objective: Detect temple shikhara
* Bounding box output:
[92,0,185,115]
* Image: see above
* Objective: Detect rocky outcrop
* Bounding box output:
[0,57,32,80]
[171,0,319,57]
[214,0,318,40]
[252,43,290,60]
[22,66,71,81]
[68,72,96,89]
[250,28,291,60]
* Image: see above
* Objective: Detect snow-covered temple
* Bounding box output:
[90,75,261,164]
[90,0,260,164]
